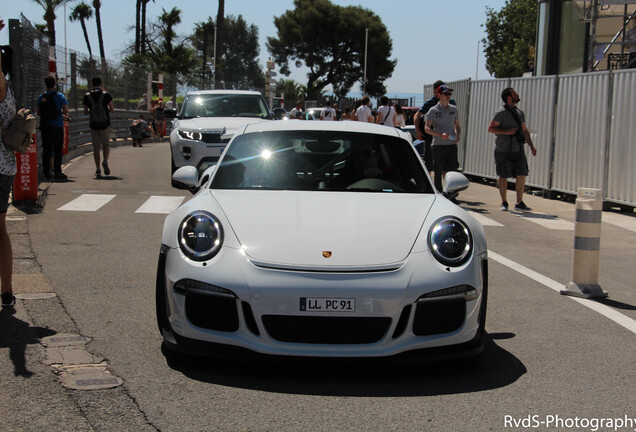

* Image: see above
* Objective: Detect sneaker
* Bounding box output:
[95,170,102,178]
[54,172,68,180]
[102,160,110,176]
[515,201,532,211]
[1,292,16,308]
[500,201,509,211]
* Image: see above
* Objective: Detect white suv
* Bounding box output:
[167,90,273,178]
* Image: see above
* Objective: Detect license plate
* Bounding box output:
[300,297,355,312]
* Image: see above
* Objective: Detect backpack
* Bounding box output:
[39,91,60,121]
[87,91,108,127]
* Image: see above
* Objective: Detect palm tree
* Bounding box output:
[69,2,93,58]
[135,0,141,54]
[32,0,71,48]
[92,0,105,62]
[140,0,155,54]
[159,7,182,59]
[215,0,224,83]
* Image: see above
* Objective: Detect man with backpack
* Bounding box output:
[36,75,69,180]
[83,77,114,178]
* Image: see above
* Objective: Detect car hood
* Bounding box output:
[177,117,270,134]
[210,190,436,269]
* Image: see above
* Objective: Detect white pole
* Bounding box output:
[363,28,368,95]
[476,40,479,81]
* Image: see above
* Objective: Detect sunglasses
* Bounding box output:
[441,92,452,96]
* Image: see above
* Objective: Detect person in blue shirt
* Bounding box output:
[36,75,69,180]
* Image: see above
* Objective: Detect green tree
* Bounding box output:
[191,18,216,88]
[217,15,264,89]
[482,0,538,78]
[267,0,395,99]
[277,79,307,103]
[69,2,93,58]
[32,0,71,48]
[190,15,264,89]
[146,7,197,96]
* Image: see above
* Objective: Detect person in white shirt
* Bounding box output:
[355,96,372,123]
[289,102,303,119]
[320,101,337,120]
[376,96,395,127]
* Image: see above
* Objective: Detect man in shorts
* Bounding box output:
[488,87,537,211]
[425,84,461,196]
[83,77,115,178]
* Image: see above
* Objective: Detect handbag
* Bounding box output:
[1,107,37,154]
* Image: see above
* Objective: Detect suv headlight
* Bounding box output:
[428,217,472,266]
[178,130,203,141]
[178,211,224,261]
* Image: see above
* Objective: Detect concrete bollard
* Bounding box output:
[561,188,608,299]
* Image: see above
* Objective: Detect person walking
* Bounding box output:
[376,96,396,127]
[488,87,537,211]
[36,75,69,180]
[355,96,373,123]
[424,84,461,196]
[83,77,114,178]
[413,80,456,172]
[0,19,16,307]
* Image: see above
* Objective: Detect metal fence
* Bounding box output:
[444,68,636,208]
[6,15,636,208]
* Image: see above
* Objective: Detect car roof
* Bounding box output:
[240,119,409,138]
[185,90,263,96]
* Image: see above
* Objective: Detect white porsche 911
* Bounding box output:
[157,120,488,361]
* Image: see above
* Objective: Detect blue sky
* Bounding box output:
[2,0,508,96]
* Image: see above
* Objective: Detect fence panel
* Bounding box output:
[446,79,471,169]
[606,69,636,205]
[510,76,557,190]
[552,71,610,195]
[463,78,510,179]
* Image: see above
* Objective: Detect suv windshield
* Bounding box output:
[211,131,433,193]
[181,93,270,119]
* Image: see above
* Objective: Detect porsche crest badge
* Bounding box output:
[322,251,333,258]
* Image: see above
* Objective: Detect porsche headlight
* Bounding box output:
[178,130,203,141]
[428,217,472,266]
[178,211,223,261]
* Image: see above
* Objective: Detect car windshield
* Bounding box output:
[181,93,270,119]
[210,130,433,193]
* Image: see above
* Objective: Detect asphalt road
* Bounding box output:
[2,141,636,432]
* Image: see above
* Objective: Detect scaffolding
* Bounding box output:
[573,0,636,70]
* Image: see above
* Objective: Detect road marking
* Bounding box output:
[466,210,504,227]
[135,196,185,214]
[488,250,636,336]
[57,194,116,212]
[516,212,574,230]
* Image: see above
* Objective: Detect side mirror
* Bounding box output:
[165,108,178,118]
[443,172,469,200]
[171,166,199,193]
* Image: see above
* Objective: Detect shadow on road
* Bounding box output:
[0,308,57,377]
[163,331,526,397]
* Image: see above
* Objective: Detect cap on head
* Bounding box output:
[438,84,453,95]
